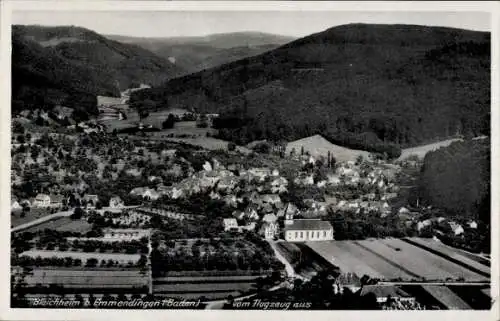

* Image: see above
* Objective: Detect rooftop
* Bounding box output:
[284,219,333,231]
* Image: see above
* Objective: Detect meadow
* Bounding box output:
[21,217,93,234]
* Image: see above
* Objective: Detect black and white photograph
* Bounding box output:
[2,1,498,318]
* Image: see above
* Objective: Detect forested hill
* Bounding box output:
[106,32,295,75]
[418,138,490,226]
[12,25,184,114]
[132,23,490,151]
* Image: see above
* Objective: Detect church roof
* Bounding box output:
[284,219,333,231]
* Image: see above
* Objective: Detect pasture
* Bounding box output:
[21,217,93,234]
[306,238,489,282]
[11,208,55,228]
[397,138,463,161]
[149,136,251,154]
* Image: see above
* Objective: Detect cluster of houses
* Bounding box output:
[11,193,104,212]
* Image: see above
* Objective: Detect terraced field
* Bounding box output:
[305,238,490,282]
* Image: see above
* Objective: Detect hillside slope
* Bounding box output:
[132,24,490,151]
[107,32,295,74]
[12,25,184,114]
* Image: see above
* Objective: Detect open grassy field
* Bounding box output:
[23,268,148,288]
[21,217,93,234]
[143,135,251,154]
[11,208,54,228]
[285,135,372,163]
[397,138,463,161]
[306,238,489,282]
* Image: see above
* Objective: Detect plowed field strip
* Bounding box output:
[352,241,421,279]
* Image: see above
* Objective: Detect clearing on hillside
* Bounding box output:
[397,138,463,161]
[285,134,371,163]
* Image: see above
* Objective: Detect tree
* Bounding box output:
[70,207,84,220]
[227,142,236,151]
[162,114,176,129]
[196,114,209,128]
[85,258,98,268]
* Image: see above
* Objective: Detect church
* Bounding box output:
[283,211,334,242]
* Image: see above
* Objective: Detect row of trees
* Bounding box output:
[12,255,147,268]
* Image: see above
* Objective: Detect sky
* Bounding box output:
[12,10,490,38]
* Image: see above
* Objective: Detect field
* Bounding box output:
[99,109,196,132]
[11,208,55,228]
[421,285,471,309]
[153,275,261,300]
[397,138,463,161]
[285,135,372,163]
[142,135,251,154]
[305,238,489,282]
[403,238,490,275]
[147,121,216,137]
[22,268,148,290]
[20,217,93,234]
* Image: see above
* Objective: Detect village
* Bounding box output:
[9,101,490,310]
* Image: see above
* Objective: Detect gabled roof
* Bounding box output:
[49,194,64,203]
[284,219,333,231]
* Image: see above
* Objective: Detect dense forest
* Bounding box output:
[11,25,183,116]
[418,139,490,224]
[133,24,490,150]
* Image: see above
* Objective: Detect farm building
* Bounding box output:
[223,218,239,231]
[33,194,51,207]
[285,134,371,163]
[284,218,334,242]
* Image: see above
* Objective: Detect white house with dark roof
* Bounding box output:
[284,219,334,242]
[223,218,239,231]
[33,194,51,207]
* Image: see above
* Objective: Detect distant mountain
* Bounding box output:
[12,25,184,115]
[132,23,490,152]
[107,32,295,74]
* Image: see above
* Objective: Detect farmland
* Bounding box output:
[21,268,149,292]
[11,208,57,228]
[153,274,265,300]
[141,135,250,153]
[19,250,142,263]
[19,217,93,234]
[305,238,490,282]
